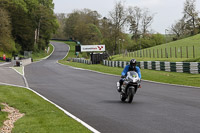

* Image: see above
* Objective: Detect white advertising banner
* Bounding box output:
[81,45,105,52]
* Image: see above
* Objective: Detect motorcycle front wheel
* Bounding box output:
[120,93,126,102]
[127,87,135,103]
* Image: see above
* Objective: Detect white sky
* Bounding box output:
[53,0,200,34]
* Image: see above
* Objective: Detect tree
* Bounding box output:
[127,6,142,41]
[86,24,102,44]
[127,6,154,41]
[85,10,101,25]
[183,0,199,35]
[109,1,127,54]
[170,18,186,39]
[64,9,102,44]
[33,4,58,50]
[0,0,58,53]
[141,9,154,37]
[0,8,15,52]
[64,11,80,39]
[99,17,113,39]
[53,13,66,39]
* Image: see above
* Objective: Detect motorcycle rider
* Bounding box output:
[118,59,141,92]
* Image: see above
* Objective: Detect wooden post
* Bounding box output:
[181,46,182,58]
[143,49,144,57]
[193,45,195,58]
[157,49,159,58]
[149,49,151,58]
[161,49,163,58]
[175,47,177,58]
[146,49,148,58]
[170,47,172,58]
[186,46,188,58]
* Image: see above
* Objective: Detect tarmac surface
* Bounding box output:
[4,41,200,133]
[0,62,25,87]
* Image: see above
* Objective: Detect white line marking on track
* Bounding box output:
[18,42,101,133]
[0,81,100,133]
[0,62,10,66]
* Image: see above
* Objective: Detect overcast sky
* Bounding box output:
[53,0,200,34]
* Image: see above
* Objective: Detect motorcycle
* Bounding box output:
[117,71,140,103]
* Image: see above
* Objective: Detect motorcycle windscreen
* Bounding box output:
[127,71,139,81]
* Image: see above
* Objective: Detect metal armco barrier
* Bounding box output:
[72,58,92,64]
[103,60,200,74]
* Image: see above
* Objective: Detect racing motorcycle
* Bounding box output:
[117,71,140,103]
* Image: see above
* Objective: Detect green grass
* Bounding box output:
[32,44,54,62]
[12,67,23,75]
[0,85,91,133]
[0,104,8,128]
[112,34,200,62]
[111,54,191,62]
[56,40,200,87]
[59,60,122,75]
[63,41,78,59]
[59,61,200,87]
[0,51,12,58]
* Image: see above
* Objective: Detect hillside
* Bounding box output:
[112,34,200,62]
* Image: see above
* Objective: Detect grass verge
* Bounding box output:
[57,40,200,88]
[110,55,193,62]
[112,34,200,62]
[0,85,91,133]
[59,61,200,88]
[32,44,54,62]
[0,104,7,128]
[12,67,23,75]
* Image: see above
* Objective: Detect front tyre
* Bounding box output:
[120,93,126,102]
[127,87,135,103]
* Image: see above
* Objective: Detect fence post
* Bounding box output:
[181,46,182,58]
[143,49,144,57]
[161,49,163,58]
[170,47,172,58]
[193,45,195,58]
[157,49,159,58]
[186,46,188,58]
[175,47,177,58]
[146,49,148,58]
[150,49,151,58]
[153,49,155,58]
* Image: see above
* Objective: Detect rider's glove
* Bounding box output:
[121,75,126,78]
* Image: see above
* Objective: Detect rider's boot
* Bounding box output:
[117,82,121,92]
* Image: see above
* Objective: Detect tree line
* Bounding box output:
[0,0,58,55]
[169,0,200,40]
[53,1,165,55]
[53,0,200,55]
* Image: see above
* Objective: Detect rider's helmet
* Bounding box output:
[130,59,137,69]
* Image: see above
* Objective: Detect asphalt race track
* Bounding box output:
[25,41,200,133]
